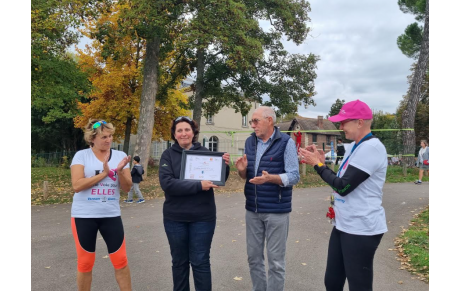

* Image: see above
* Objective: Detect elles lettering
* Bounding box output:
[91,188,116,195]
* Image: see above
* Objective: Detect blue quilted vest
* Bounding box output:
[244,127,293,213]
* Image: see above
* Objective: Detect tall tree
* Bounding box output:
[398,0,429,174]
[327,98,345,128]
[182,0,319,127]
[75,2,189,154]
[396,63,429,152]
[109,0,189,175]
[31,0,93,152]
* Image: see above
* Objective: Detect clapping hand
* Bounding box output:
[249,170,270,185]
[299,144,325,166]
[117,155,131,172]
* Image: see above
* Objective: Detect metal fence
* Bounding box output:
[31,151,78,167]
[32,128,416,167]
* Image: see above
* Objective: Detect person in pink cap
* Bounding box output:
[299,100,388,291]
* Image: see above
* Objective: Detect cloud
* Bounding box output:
[279,0,418,117]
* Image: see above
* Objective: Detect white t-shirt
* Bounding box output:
[70,148,129,218]
[333,138,388,235]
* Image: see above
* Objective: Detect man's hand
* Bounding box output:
[249,170,271,185]
[235,154,248,172]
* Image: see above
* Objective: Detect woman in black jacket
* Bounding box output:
[159,116,230,291]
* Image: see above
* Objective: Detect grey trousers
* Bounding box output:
[246,210,290,291]
[127,183,144,200]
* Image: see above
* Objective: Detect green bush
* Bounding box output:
[32,157,47,168]
[61,156,70,168]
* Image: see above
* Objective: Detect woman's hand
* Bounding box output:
[103,153,111,173]
[116,155,131,172]
[223,153,230,165]
[299,145,323,166]
[201,180,219,191]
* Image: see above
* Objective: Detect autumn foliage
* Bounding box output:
[74,2,189,143]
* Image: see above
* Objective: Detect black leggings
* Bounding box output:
[72,216,127,272]
[325,227,383,291]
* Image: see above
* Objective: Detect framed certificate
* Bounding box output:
[179,150,226,186]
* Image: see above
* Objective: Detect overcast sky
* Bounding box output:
[74,0,418,119]
[271,0,418,118]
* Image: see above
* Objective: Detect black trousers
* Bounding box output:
[325,227,383,291]
[335,157,343,165]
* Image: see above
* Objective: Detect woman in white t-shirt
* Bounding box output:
[70,119,132,291]
[300,100,387,291]
[414,140,429,185]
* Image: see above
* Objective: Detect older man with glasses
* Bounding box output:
[235,106,300,291]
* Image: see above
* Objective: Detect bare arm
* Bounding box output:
[118,168,132,192]
[71,165,108,193]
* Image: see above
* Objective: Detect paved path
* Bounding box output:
[32,183,429,290]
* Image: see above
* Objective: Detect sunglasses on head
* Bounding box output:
[92,120,107,129]
[175,116,192,122]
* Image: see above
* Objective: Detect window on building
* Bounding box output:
[242,115,248,127]
[206,115,213,124]
[326,135,331,144]
[117,144,123,151]
[312,134,317,143]
[209,136,218,152]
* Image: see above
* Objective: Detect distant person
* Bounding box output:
[70,119,133,291]
[299,100,388,291]
[235,106,300,291]
[415,140,429,185]
[335,138,345,165]
[124,156,145,203]
[159,116,230,291]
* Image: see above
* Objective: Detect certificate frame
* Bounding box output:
[179,150,226,186]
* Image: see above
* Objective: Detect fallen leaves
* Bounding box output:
[393,206,429,283]
[233,276,243,281]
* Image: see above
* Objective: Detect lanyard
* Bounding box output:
[337,133,373,177]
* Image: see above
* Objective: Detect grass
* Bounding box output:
[31,164,428,205]
[394,207,429,282]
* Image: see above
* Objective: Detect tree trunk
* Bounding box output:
[192,47,205,132]
[133,37,160,177]
[401,0,429,175]
[123,116,132,155]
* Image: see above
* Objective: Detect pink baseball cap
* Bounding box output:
[328,99,373,122]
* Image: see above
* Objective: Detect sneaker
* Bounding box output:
[137,199,145,204]
[124,199,134,203]
[414,181,422,185]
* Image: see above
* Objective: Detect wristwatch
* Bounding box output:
[314,162,324,171]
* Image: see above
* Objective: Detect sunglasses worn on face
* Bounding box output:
[339,119,357,126]
[249,117,268,125]
[175,116,192,122]
[93,120,107,129]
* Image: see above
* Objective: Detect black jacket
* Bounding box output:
[337,143,345,156]
[159,142,230,222]
[131,164,144,183]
